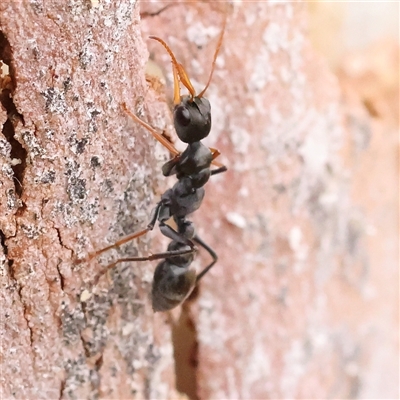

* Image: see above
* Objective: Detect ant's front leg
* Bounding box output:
[162,155,181,177]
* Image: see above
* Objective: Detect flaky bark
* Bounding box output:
[1,1,398,399]
[1,1,177,398]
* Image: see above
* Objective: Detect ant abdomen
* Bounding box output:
[152,260,197,312]
[151,241,197,312]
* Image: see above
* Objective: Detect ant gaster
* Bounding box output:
[85,18,227,312]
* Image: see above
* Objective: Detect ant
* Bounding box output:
[83,17,227,312]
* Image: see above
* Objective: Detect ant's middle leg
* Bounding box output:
[80,201,164,264]
[92,244,195,285]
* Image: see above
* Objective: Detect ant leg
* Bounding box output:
[209,147,226,169]
[106,221,198,270]
[122,103,180,156]
[193,235,218,282]
[80,202,163,264]
[92,218,198,283]
[211,166,227,176]
[93,223,197,284]
[92,245,195,285]
[210,147,221,160]
[159,221,195,247]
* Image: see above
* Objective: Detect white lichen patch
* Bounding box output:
[229,126,251,155]
[0,138,11,158]
[42,87,67,114]
[262,22,288,53]
[186,21,220,48]
[248,48,273,92]
[0,252,7,276]
[21,224,45,240]
[226,212,247,229]
[299,114,330,175]
[80,289,92,302]
[280,339,307,398]
[239,186,249,197]
[1,164,13,180]
[21,130,45,158]
[6,188,22,210]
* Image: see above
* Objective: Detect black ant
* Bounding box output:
[83,18,227,312]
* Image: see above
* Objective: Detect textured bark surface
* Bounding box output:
[1,1,176,399]
[1,1,398,399]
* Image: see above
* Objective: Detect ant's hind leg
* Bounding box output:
[193,235,218,282]
[92,245,195,285]
[100,218,199,269]
[93,220,198,284]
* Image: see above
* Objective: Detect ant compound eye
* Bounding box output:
[175,106,191,127]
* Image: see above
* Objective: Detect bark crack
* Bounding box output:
[140,4,175,19]
[0,30,27,198]
[0,229,10,266]
[54,226,75,256]
[1,227,34,348]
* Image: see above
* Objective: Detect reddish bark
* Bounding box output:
[1,1,398,399]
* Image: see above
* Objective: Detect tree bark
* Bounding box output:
[1,1,398,399]
[1,1,177,398]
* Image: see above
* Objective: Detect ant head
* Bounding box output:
[174,95,211,143]
[150,20,225,143]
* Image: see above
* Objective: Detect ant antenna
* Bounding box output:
[198,12,227,98]
[149,36,196,103]
[150,10,227,103]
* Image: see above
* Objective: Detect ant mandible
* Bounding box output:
[84,16,227,312]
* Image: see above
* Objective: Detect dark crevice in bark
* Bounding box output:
[0,229,10,263]
[59,377,66,400]
[54,226,75,259]
[172,304,199,400]
[2,227,34,349]
[0,30,27,197]
[1,228,16,285]
[24,301,34,347]
[56,261,65,291]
